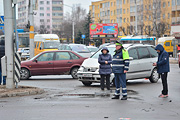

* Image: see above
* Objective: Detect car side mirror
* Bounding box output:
[129,57,133,61]
[34,59,38,63]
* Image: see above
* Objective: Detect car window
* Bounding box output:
[37,52,54,61]
[66,46,71,50]
[37,42,39,49]
[147,46,158,58]
[70,44,90,53]
[40,42,43,50]
[59,45,63,50]
[137,47,151,59]
[128,48,138,60]
[69,52,80,59]
[165,42,170,46]
[55,52,71,60]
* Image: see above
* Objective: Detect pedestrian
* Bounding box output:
[98,47,112,91]
[111,41,130,100]
[0,39,6,85]
[153,44,170,98]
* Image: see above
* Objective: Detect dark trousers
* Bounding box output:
[0,69,6,85]
[160,72,168,95]
[100,74,110,90]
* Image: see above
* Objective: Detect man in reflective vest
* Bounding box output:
[112,41,130,100]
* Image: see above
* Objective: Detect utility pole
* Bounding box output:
[135,0,138,35]
[72,6,75,43]
[4,0,15,89]
[29,0,34,58]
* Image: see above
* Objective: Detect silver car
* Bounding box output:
[77,44,159,86]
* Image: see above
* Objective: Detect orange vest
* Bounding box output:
[178,45,180,50]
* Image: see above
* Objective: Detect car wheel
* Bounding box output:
[149,68,159,83]
[82,81,92,86]
[20,68,30,80]
[71,67,79,79]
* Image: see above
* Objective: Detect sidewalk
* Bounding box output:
[169,57,179,64]
[0,85,44,98]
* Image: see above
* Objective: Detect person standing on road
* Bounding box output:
[153,44,170,98]
[177,43,180,53]
[0,39,6,85]
[98,47,112,91]
[111,41,130,100]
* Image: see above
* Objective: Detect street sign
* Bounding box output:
[0,16,4,26]
[82,35,85,39]
[0,27,3,30]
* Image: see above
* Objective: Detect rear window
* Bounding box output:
[137,47,151,59]
[70,45,90,53]
[147,46,158,58]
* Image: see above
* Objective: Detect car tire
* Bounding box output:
[82,81,92,86]
[149,68,159,83]
[20,68,30,80]
[71,67,79,79]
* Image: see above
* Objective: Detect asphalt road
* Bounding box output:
[0,64,180,120]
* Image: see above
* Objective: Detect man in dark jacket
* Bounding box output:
[98,47,112,90]
[0,39,6,85]
[111,41,130,100]
[153,44,170,98]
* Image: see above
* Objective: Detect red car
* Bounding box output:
[178,53,180,68]
[20,50,87,80]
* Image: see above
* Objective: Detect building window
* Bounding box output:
[53,13,63,16]
[52,7,62,11]
[123,9,126,14]
[123,0,125,4]
[168,13,170,18]
[40,13,44,16]
[111,11,113,16]
[40,7,44,10]
[47,13,50,16]
[47,7,50,10]
[163,14,165,19]
[47,25,50,29]
[52,1,63,4]
[47,1,50,5]
[124,18,126,22]
[40,1,44,5]
[127,18,129,22]
[149,5,151,10]
[149,15,151,20]
[40,19,44,22]
[111,2,113,6]
[130,6,135,12]
[163,2,166,8]
[127,8,129,13]
[168,1,170,6]
[47,19,50,22]
[145,16,147,21]
[172,0,176,6]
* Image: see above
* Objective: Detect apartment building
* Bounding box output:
[89,0,176,36]
[17,0,63,34]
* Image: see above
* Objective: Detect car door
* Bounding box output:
[54,51,73,75]
[30,52,55,75]
[127,47,141,79]
[136,47,152,78]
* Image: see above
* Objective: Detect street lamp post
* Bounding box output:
[62,4,75,43]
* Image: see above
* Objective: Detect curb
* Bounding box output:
[0,86,44,98]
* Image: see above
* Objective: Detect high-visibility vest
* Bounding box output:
[122,49,130,60]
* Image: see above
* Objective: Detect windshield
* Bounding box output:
[88,47,98,52]
[70,44,90,53]
[91,47,115,59]
[44,41,60,49]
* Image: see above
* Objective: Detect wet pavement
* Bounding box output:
[0,64,180,120]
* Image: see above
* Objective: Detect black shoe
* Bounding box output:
[101,88,104,91]
[112,95,119,99]
[121,96,127,100]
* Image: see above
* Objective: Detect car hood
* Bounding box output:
[81,58,99,68]
[21,60,31,65]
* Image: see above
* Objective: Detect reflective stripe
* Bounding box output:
[112,59,123,61]
[116,88,120,90]
[122,88,127,90]
[125,61,130,63]
[112,64,124,67]
[122,93,127,95]
[115,93,120,95]
[125,66,129,68]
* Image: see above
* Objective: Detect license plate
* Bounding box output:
[83,74,92,77]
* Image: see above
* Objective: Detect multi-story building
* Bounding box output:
[89,0,178,36]
[17,0,63,34]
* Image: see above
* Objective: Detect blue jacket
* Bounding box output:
[112,48,130,73]
[98,47,112,75]
[155,44,170,73]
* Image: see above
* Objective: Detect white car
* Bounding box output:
[87,46,98,55]
[77,44,159,86]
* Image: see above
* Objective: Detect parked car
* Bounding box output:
[18,47,30,60]
[77,44,159,86]
[87,46,98,54]
[20,50,87,80]
[178,53,180,68]
[58,44,92,57]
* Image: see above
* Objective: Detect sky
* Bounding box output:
[0,0,99,16]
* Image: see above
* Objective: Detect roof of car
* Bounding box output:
[106,43,154,48]
[87,46,98,48]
